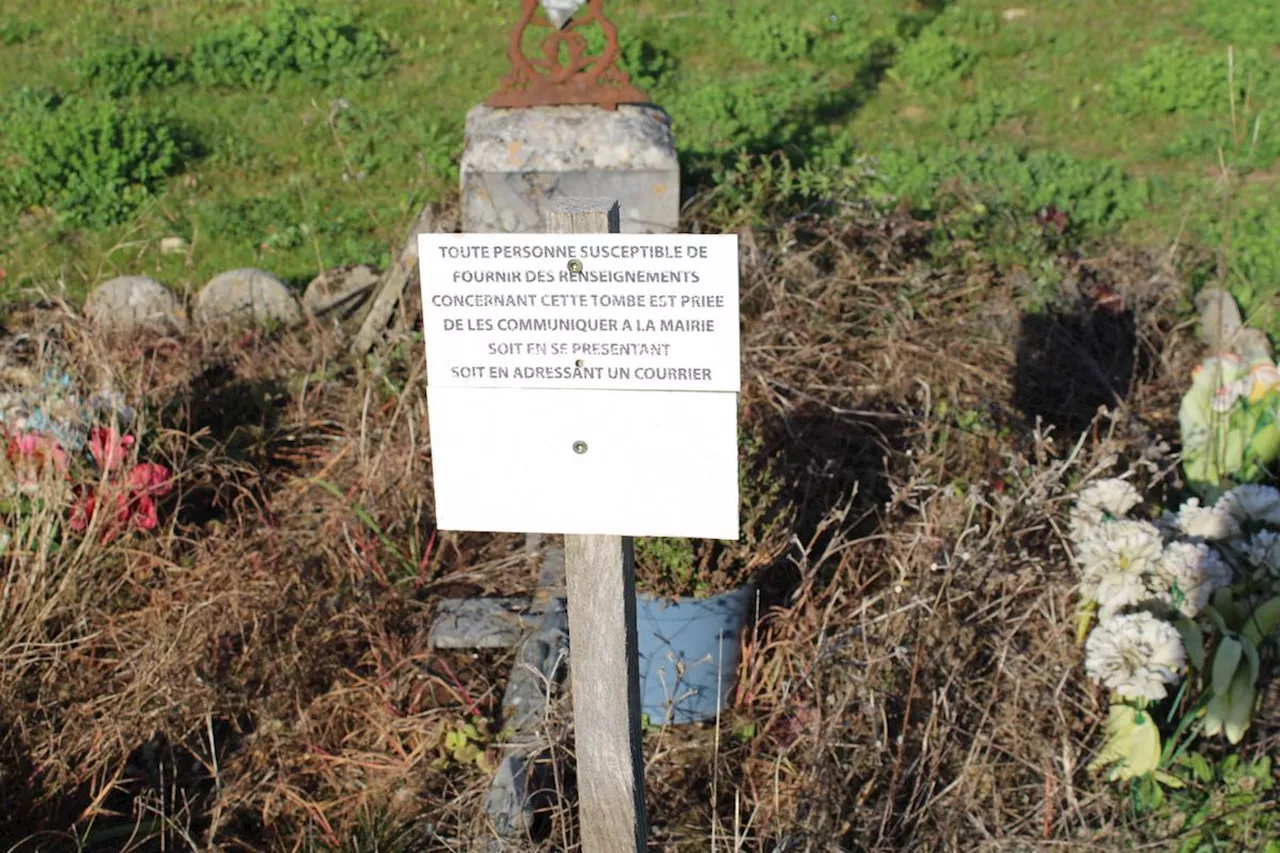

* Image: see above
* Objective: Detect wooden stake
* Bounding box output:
[547,197,647,853]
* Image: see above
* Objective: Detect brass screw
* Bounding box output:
[568,259,583,274]
[572,440,588,454]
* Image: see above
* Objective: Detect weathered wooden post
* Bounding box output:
[547,198,647,852]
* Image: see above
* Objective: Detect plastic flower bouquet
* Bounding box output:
[1069,480,1280,783]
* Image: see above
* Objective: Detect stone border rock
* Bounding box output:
[84,276,186,335]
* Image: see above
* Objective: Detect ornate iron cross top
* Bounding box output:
[486,0,650,110]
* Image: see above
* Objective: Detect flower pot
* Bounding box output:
[634,583,755,726]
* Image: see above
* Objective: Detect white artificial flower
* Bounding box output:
[1069,478,1143,541]
[1085,612,1186,702]
[1156,541,1230,617]
[1241,529,1280,585]
[1176,498,1241,541]
[1218,484,1280,526]
[1074,520,1165,616]
[1092,570,1154,619]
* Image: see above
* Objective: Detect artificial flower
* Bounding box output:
[1218,484,1280,527]
[68,462,173,537]
[1068,478,1142,540]
[1176,498,1241,541]
[1085,612,1185,702]
[4,430,69,492]
[1155,541,1230,617]
[87,426,135,474]
[1242,530,1280,584]
[1075,520,1165,615]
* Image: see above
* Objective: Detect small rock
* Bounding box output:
[303,264,380,319]
[193,268,302,328]
[84,275,185,334]
[160,236,188,255]
[1002,8,1029,21]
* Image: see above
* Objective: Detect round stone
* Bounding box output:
[84,275,184,334]
[193,268,302,328]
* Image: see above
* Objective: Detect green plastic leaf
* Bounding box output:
[1213,587,1244,629]
[1175,619,1206,670]
[1202,692,1228,737]
[1076,600,1097,646]
[1204,602,1230,636]
[1241,635,1262,685]
[1242,595,1280,645]
[1225,668,1257,745]
[1089,704,1161,781]
[1213,636,1243,696]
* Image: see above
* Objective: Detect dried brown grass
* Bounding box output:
[0,203,1225,851]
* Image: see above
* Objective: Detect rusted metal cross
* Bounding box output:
[486,0,650,110]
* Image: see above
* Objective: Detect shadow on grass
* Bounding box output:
[1013,301,1139,438]
[1,719,249,853]
[754,402,907,612]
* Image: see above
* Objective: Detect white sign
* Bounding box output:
[419,234,739,393]
[420,233,741,541]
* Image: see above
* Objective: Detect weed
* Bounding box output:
[191,1,391,90]
[716,1,814,64]
[0,19,44,46]
[635,536,701,597]
[1152,752,1280,852]
[1110,41,1275,119]
[1164,123,1280,170]
[1201,197,1280,337]
[942,92,1018,142]
[892,30,976,87]
[1,93,194,227]
[1196,0,1280,48]
[931,5,1001,39]
[688,142,868,227]
[323,102,461,183]
[869,144,1149,234]
[76,43,191,97]
[666,72,817,158]
[581,27,676,92]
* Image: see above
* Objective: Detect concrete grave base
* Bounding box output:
[461,104,679,234]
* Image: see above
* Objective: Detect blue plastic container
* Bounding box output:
[634,584,755,725]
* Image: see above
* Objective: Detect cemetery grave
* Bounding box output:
[3,0,1280,851]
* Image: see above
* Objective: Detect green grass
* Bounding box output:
[1,0,1279,330]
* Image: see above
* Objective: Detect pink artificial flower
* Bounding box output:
[6,431,68,473]
[88,426,134,473]
[123,463,172,531]
[69,486,97,533]
[126,462,173,497]
[6,431,69,490]
[130,495,159,530]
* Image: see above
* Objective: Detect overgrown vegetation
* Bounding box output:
[190,1,392,89]
[76,43,191,97]
[1,90,193,227]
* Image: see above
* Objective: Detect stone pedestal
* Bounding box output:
[461,104,679,234]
